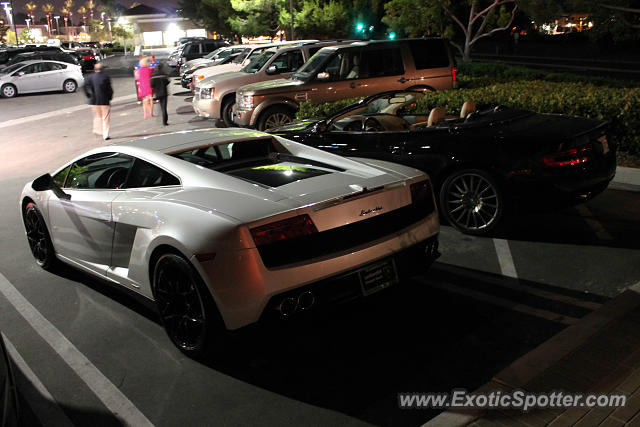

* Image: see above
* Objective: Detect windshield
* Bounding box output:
[242,51,275,73]
[204,47,225,59]
[1,62,27,74]
[329,92,425,129]
[291,51,332,81]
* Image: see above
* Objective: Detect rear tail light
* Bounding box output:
[250,214,318,247]
[541,147,590,167]
[451,67,457,82]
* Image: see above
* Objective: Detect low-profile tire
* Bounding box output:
[23,202,57,270]
[221,99,236,127]
[439,169,503,235]
[257,106,294,131]
[1,84,17,98]
[153,253,224,356]
[63,79,77,93]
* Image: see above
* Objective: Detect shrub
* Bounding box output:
[296,97,361,120]
[296,81,640,154]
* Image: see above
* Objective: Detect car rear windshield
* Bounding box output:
[171,138,342,187]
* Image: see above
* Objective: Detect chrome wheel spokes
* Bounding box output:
[446,173,499,231]
[265,113,291,129]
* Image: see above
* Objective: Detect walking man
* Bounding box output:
[150,63,170,126]
[84,62,113,140]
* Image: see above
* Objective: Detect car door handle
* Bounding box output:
[398,77,408,83]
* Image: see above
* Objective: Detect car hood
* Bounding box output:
[198,70,248,88]
[197,63,243,80]
[237,78,303,95]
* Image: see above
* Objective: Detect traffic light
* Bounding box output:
[356,22,364,32]
[388,32,396,40]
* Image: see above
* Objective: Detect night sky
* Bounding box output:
[4,0,179,21]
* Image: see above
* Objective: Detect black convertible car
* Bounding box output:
[269,90,616,235]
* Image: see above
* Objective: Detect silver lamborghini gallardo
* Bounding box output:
[21,128,439,355]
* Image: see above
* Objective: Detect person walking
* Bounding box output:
[150,63,170,126]
[84,62,113,140]
[137,57,154,119]
[134,54,144,104]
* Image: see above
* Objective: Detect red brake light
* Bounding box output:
[452,67,457,82]
[542,147,590,167]
[250,214,318,247]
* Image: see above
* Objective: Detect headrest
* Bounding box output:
[427,107,445,126]
[460,100,476,118]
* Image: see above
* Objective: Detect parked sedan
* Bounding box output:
[20,128,440,355]
[0,60,84,98]
[269,90,617,235]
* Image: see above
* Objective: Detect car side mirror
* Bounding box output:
[32,173,70,200]
[316,72,330,80]
[313,122,328,133]
[266,65,278,75]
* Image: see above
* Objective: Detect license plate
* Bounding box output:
[359,259,398,296]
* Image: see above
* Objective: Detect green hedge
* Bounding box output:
[456,61,640,89]
[297,81,640,154]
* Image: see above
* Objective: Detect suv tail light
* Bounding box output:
[451,67,457,82]
[541,147,590,167]
[251,214,318,247]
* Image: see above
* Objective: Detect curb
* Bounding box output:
[423,284,640,426]
[613,166,640,187]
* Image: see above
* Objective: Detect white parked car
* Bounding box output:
[0,60,84,98]
[20,129,440,355]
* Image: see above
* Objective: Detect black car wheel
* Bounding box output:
[1,84,17,98]
[258,106,294,131]
[439,169,503,235]
[153,253,222,355]
[222,99,236,127]
[23,202,56,269]
[63,79,77,93]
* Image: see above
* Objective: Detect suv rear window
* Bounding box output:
[409,39,450,69]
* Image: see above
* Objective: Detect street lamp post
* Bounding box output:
[25,18,30,29]
[289,0,294,40]
[1,1,18,46]
[54,15,60,35]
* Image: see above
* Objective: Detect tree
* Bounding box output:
[85,0,96,20]
[42,4,55,37]
[228,0,286,38]
[0,21,9,41]
[24,2,37,24]
[178,0,235,37]
[575,0,640,42]
[20,28,35,43]
[279,0,350,39]
[77,6,87,26]
[383,0,517,60]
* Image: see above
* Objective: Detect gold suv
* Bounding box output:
[233,38,456,130]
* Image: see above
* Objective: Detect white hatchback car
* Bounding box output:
[21,128,440,355]
[0,60,84,98]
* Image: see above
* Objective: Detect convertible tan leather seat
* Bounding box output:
[460,100,476,118]
[409,107,445,129]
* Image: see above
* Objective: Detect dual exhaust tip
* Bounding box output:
[277,290,315,317]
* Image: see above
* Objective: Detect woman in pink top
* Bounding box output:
[137,57,154,118]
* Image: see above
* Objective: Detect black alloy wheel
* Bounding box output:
[439,169,503,235]
[153,254,218,355]
[258,106,294,131]
[24,202,56,269]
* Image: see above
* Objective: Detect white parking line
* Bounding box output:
[575,205,614,240]
[0,273,152,426]
[0,94,137,129]
[493,238,518,279]
[2,333,74,427]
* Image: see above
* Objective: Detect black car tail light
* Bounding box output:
[410,180,435,214]
[541,147,590,167]
[251,214,318,247]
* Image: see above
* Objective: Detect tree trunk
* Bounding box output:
[463,40,471,61]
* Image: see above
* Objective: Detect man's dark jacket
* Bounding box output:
[84,72,113,105]
[150,71,169,98]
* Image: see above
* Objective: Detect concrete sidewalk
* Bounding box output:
[426,283,640,426]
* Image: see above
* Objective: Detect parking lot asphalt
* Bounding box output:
[0,75,638,426]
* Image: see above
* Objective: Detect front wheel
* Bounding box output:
[1,84,17,98]
[257,106,294,131]
[23,202,57,270]
[222,99,236,127]
[439,169,503,235]
[63,79,77,93]
[153,253,224,356]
